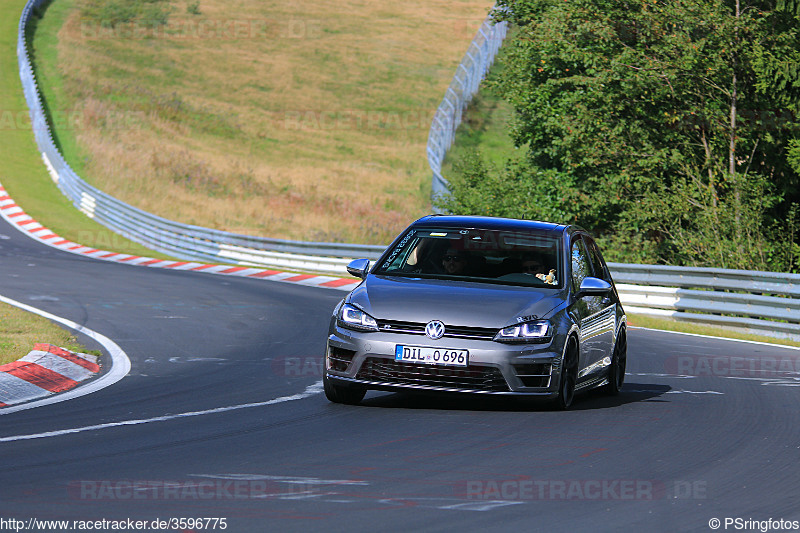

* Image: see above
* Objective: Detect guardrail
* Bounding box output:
[15,1,800,341]
[609,264,800,341]
[426,14,508,202]
[18,0,504,272]
[17,0,386,275]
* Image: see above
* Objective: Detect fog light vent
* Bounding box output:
[513,363,552,388]
[328,346,356,372]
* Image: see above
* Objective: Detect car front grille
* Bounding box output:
[356,357,510,392]
[376,320,497,341]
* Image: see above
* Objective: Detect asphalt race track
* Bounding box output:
[1,216,799,532]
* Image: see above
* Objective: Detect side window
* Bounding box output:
[585,238,609,281]
[570,237,591,293]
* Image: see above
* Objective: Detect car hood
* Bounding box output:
[348,275,564,328]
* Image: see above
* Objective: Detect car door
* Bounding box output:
[584,236,617,364]
[570,235,612,383]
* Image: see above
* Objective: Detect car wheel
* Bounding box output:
[323,374,366,405]
[604,328,627,396]
[554,337,578,410]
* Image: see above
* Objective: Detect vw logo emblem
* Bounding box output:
[425,320,445,340]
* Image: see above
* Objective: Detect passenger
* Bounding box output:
[521,256,557,285]
[404,241,427,271]
[404,239,442,273]
[521,257,546,276]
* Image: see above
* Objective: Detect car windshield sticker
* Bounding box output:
[382,230,416,269]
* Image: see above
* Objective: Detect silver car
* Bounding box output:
[324,215,627,409]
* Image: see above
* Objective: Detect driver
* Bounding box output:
[442,249,469,275]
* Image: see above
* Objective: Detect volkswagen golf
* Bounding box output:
[324,215,627,409]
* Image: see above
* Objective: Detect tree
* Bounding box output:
[443,0,800,271]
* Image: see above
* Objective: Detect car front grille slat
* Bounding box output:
[377,320,497,341]
[328,346,357,372]
[513,363,552,388]
[356,357,510,392]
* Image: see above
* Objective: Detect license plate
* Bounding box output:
[394,345,468,367]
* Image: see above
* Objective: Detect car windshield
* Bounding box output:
[375,227,563,288]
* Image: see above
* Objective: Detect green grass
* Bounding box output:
[0,301,96,366]
[0,0,177,260]
[442,92,518,172]
[626,313,800,348]
[18,0,494,244]
[441,42,520,179]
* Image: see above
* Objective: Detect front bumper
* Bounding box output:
[326,324,564,397]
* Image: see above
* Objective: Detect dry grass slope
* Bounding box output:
[46,0,493,244]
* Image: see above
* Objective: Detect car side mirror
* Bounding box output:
[577,277,612,297]
[346,258,371,279]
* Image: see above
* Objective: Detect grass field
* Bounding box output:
[0,301,93,366]
[0,0,177,259]
[29,0,494,244]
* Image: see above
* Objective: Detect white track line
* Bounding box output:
[0,381,323,441]
[629,326,800,350]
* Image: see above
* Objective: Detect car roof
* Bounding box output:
[410,214,573,234]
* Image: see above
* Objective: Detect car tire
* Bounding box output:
[554,337,578,410]
[604,328,627,396]
[323,374,366,405]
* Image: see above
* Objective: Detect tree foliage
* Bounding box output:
[439,0,800,271]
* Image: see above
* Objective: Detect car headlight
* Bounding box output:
[494,320,551,343]
[338,303,379,332]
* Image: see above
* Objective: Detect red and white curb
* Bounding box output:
[0,183,361,292]
[0,343,99,407]
[0,293,130,415]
